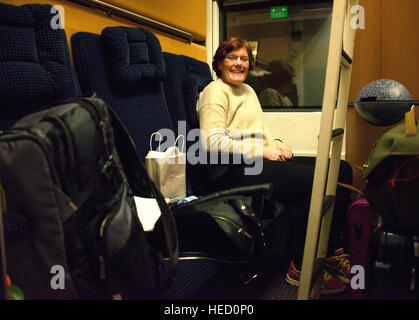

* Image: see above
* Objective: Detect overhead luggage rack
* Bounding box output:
[66,0,194,43]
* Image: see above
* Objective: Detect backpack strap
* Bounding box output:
[106,106,179,291]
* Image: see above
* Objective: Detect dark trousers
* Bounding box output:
[211,157,352,269]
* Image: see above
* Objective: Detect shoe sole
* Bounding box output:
[285,276,346,296]
[285,274,300,287]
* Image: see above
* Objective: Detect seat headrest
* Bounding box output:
[0,3,70,105]
[101,27,165,87]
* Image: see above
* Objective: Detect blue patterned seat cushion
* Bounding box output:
[0,3,79,130]
[71,27,174,159]
[101,26,165,88]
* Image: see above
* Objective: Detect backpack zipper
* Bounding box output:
[96,214,111,280]
[73,98,111,158]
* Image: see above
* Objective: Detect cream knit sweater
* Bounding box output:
[196,78,276,160]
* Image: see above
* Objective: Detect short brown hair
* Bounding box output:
[212,37,255,78]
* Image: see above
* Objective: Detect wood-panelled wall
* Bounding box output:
[347,0,419,190]
[3,0,207,61]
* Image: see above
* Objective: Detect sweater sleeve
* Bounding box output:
[198,102,245,158]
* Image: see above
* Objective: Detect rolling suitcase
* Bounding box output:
[368,227,419,300]
[347,198,376,300]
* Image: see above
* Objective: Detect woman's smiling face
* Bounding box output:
[217,47,250,88]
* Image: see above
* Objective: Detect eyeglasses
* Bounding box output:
[225,54,249,63]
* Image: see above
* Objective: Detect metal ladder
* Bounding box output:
[297,0,358,300]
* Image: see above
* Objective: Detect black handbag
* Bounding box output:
[164,184,272,284]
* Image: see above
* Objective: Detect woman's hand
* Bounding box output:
[263,146,287,161]
[274,140,293,160]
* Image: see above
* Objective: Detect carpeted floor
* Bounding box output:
[190,255,350,300]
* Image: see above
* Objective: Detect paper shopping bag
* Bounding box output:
[145,133,186,201]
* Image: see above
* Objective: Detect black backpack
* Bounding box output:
[0,95,178,299]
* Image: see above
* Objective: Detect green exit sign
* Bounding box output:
[270,5,288,19]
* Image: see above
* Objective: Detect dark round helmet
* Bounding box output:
[354,79,412,126]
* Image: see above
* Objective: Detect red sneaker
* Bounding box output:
[321,270,348,295]
[321,248,350,295]
[325,248,350,282]
[285,260,301,287]
[286,249,351,295]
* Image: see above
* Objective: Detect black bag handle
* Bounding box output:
[106,106,179,291]
[173,183,272,213]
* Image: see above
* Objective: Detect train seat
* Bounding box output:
[0,2,81,299]
[162,52,213,136]
[0,2,80,131]
[71,27,174,159]
[71,26,218,299]
[162,52,214,196]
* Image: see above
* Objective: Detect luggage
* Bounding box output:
[368,227,419,300]
[363,115,419,235]
[346,198,376,300]
[163,184,272,285]
[359,111,419,300]
[0,95,177,299]
[365,155,419,235]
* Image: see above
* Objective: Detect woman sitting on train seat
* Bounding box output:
[259,59,297,107]
[196,37,351,295]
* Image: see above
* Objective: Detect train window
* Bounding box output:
[222,0,333,109]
